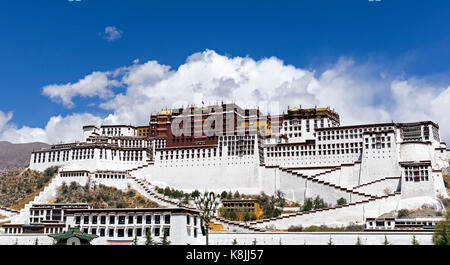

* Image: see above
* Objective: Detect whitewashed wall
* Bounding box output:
[209,231,433,245]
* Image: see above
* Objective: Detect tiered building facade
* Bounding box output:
[28,103,449,222]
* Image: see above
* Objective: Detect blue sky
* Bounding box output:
[0,0,449,144]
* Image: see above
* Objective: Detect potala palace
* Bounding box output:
[1,103,449,244]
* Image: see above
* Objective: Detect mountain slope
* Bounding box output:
[0,141,49,171]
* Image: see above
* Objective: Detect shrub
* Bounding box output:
[397,209,410,219]
[432,211,450,245]
[287,225,303,232]
[337,197,347,206]
[302,198,313,211]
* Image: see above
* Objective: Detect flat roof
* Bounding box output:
[64,207,200,215]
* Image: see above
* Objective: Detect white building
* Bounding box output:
[26,104,449,229]
[64,207,205,245]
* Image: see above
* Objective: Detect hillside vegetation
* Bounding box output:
[0,167,57,210]
[53,181,162,209]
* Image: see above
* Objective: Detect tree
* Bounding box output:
[327,236,334,245]
[337,197,347,206]
[244,212,251,222]
[133,234,138,245]
[145,229,154,245]
[303,198,313,211]
[397,209,410,219]
[275,190,286,209]
[252,238,257,245]
[432,211,450,245]
[35,238,39,245]
[161,230,171,245]
[194,191,219,245]
[313,196,326,209]
[383,235,391,245]
[234,191,240,199]
[191,190,200,199]
[355,236,363,245]
[412,235,420,245]
[221,191,228,199]
[232,238,238,245]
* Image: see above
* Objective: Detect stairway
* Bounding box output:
[247,192,401,229]
[279,167,376,200]
[128,176,194,208]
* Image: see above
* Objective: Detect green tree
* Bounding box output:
[313,196,325,209]
[303,198,313,211]
[337,197,347,206]
[412,235,420,245]
[145,229,154,245]
[191,190,200,199]
[133,234,138,245]
[355,236,363,245]
[252,238,257,245]
[35,238,39,245]
[432,211,450,245]
[327,236,334,245]
[194,191,219,245]
[233,191,240,199]
[232,238,238,245]
[161,230,171,245]
[221,191,228,199]
[244,212,251,222]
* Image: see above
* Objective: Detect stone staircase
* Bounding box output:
[126,159,154,174]
[247,192,401,229]
[128,176,194,208]
[0,206,20,217]
[213,217,266,233]
[279,167,376,200]
[353,176,401,190]
[11,177,61,224]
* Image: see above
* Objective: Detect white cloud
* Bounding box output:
[2,50,449,144]
[42,71,118,108]
[102,26,123,42]
[0,112,104,144]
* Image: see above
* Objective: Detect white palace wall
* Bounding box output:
[251,194,401,229]
[209,231,433,245]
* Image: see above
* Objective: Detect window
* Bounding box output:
[75,216,81,224]
[118,229,124,238]
[164,215,171,224]
[128,216,134,224]
[92,216,98,224]
[127,228,133,237]
[100,216,106,224]
[119,216,126,225]
[91,228,97,235]
[83,216,89,224]
[154,228,160,237]
[136,228,142,237]
[164,228,170,237]
[146,215,152,224]
[109,216,115,224]
[137,215,142,224]
[186,216,190,225]
[100,228,105,237]
[155,215,160,224]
